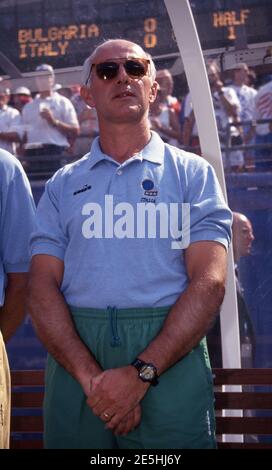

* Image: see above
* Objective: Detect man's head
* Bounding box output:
[35,63,55,93]
[232,212,255,262]
[228,62,249,85]
[156,69,173,101]
[13,86,32,110]
[206,60,220,87]
[80,39,158,126]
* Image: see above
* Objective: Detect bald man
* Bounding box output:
[233,212,255,262]
[207,212,255,368]
[29,39,232,449]
[233,212,255,367]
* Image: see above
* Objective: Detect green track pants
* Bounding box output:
[44,306,216,449]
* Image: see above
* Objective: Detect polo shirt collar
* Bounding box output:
[143,131,165,164]
[88,131,164,170]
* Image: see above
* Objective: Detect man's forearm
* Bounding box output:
[28,277,101,394]
[138,275,225,376]
[219,94,237,119]
[0,131,21,143]
[52,120,79,139]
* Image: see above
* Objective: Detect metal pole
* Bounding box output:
[164,0,241,369]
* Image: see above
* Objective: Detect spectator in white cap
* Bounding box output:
[228,63,257,130]
[181,61,244,171]
[228,63,257,168]
[20,63,79,158]
[0,81,21,155]
[13,86,32,113]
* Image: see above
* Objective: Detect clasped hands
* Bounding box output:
[86,366,150,436]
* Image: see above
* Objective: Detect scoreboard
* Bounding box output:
[0,0,271,74]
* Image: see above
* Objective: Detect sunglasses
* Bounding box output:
[86,58,150,83]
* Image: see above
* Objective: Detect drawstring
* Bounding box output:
[107,306,121,347]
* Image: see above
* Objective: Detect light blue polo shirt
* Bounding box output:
[0,149,36,306]
[30,132,232,309]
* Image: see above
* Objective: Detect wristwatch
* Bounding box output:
[131,358,159,386]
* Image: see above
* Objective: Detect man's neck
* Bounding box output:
[234,80,244,87]
[40,90,53,99]
[98,121,152,163]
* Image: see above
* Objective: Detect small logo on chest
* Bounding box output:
[141,179,158,202]
[73,184,92,196]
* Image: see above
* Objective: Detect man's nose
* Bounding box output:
[250,232,255,241]
[116,63,130,83]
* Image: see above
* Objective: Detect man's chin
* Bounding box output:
[109,108,145,124]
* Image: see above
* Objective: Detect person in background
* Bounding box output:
[254,77,272,171]
[149,85,181,146]
[20,64,79,158]
[233,212,255,262]
[182,61,243,171]
[246,68,257,89]
[12,87,33,158]
[181,92,201,154]
[207,211,255,368]
[12,87,32,113]
[228,63,257,170]
[156,69,180,113]
[0,82,21,155]
[71,85,99,156]
[0,149,35,448]
[69,84,98,156]
[233,212,256,367]
[53,83,73,100]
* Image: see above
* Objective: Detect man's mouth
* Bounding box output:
[114,91,135,99]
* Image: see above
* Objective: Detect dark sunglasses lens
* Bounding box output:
[125,60,146,77]
[96,62,119,80]
[95,60,148,80]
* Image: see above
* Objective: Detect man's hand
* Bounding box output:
[213,79,224,93]
[87,366,149,432]
[112,404,142,436]
[40,108,56,127]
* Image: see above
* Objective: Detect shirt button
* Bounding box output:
[117,170,122,175]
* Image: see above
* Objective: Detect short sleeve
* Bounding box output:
[1,170,36,273]
[61,99,79,127]
[186,161,232,249]
[30,176,68,260]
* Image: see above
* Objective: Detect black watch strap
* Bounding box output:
[131,358,159,386]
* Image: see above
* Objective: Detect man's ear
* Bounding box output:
[149,81,158,104]
[80,85,95,107]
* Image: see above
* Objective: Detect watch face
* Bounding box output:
[139,364,155,381]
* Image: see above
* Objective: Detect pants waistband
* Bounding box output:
[69,305,171,348]
[69,305,171,321]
